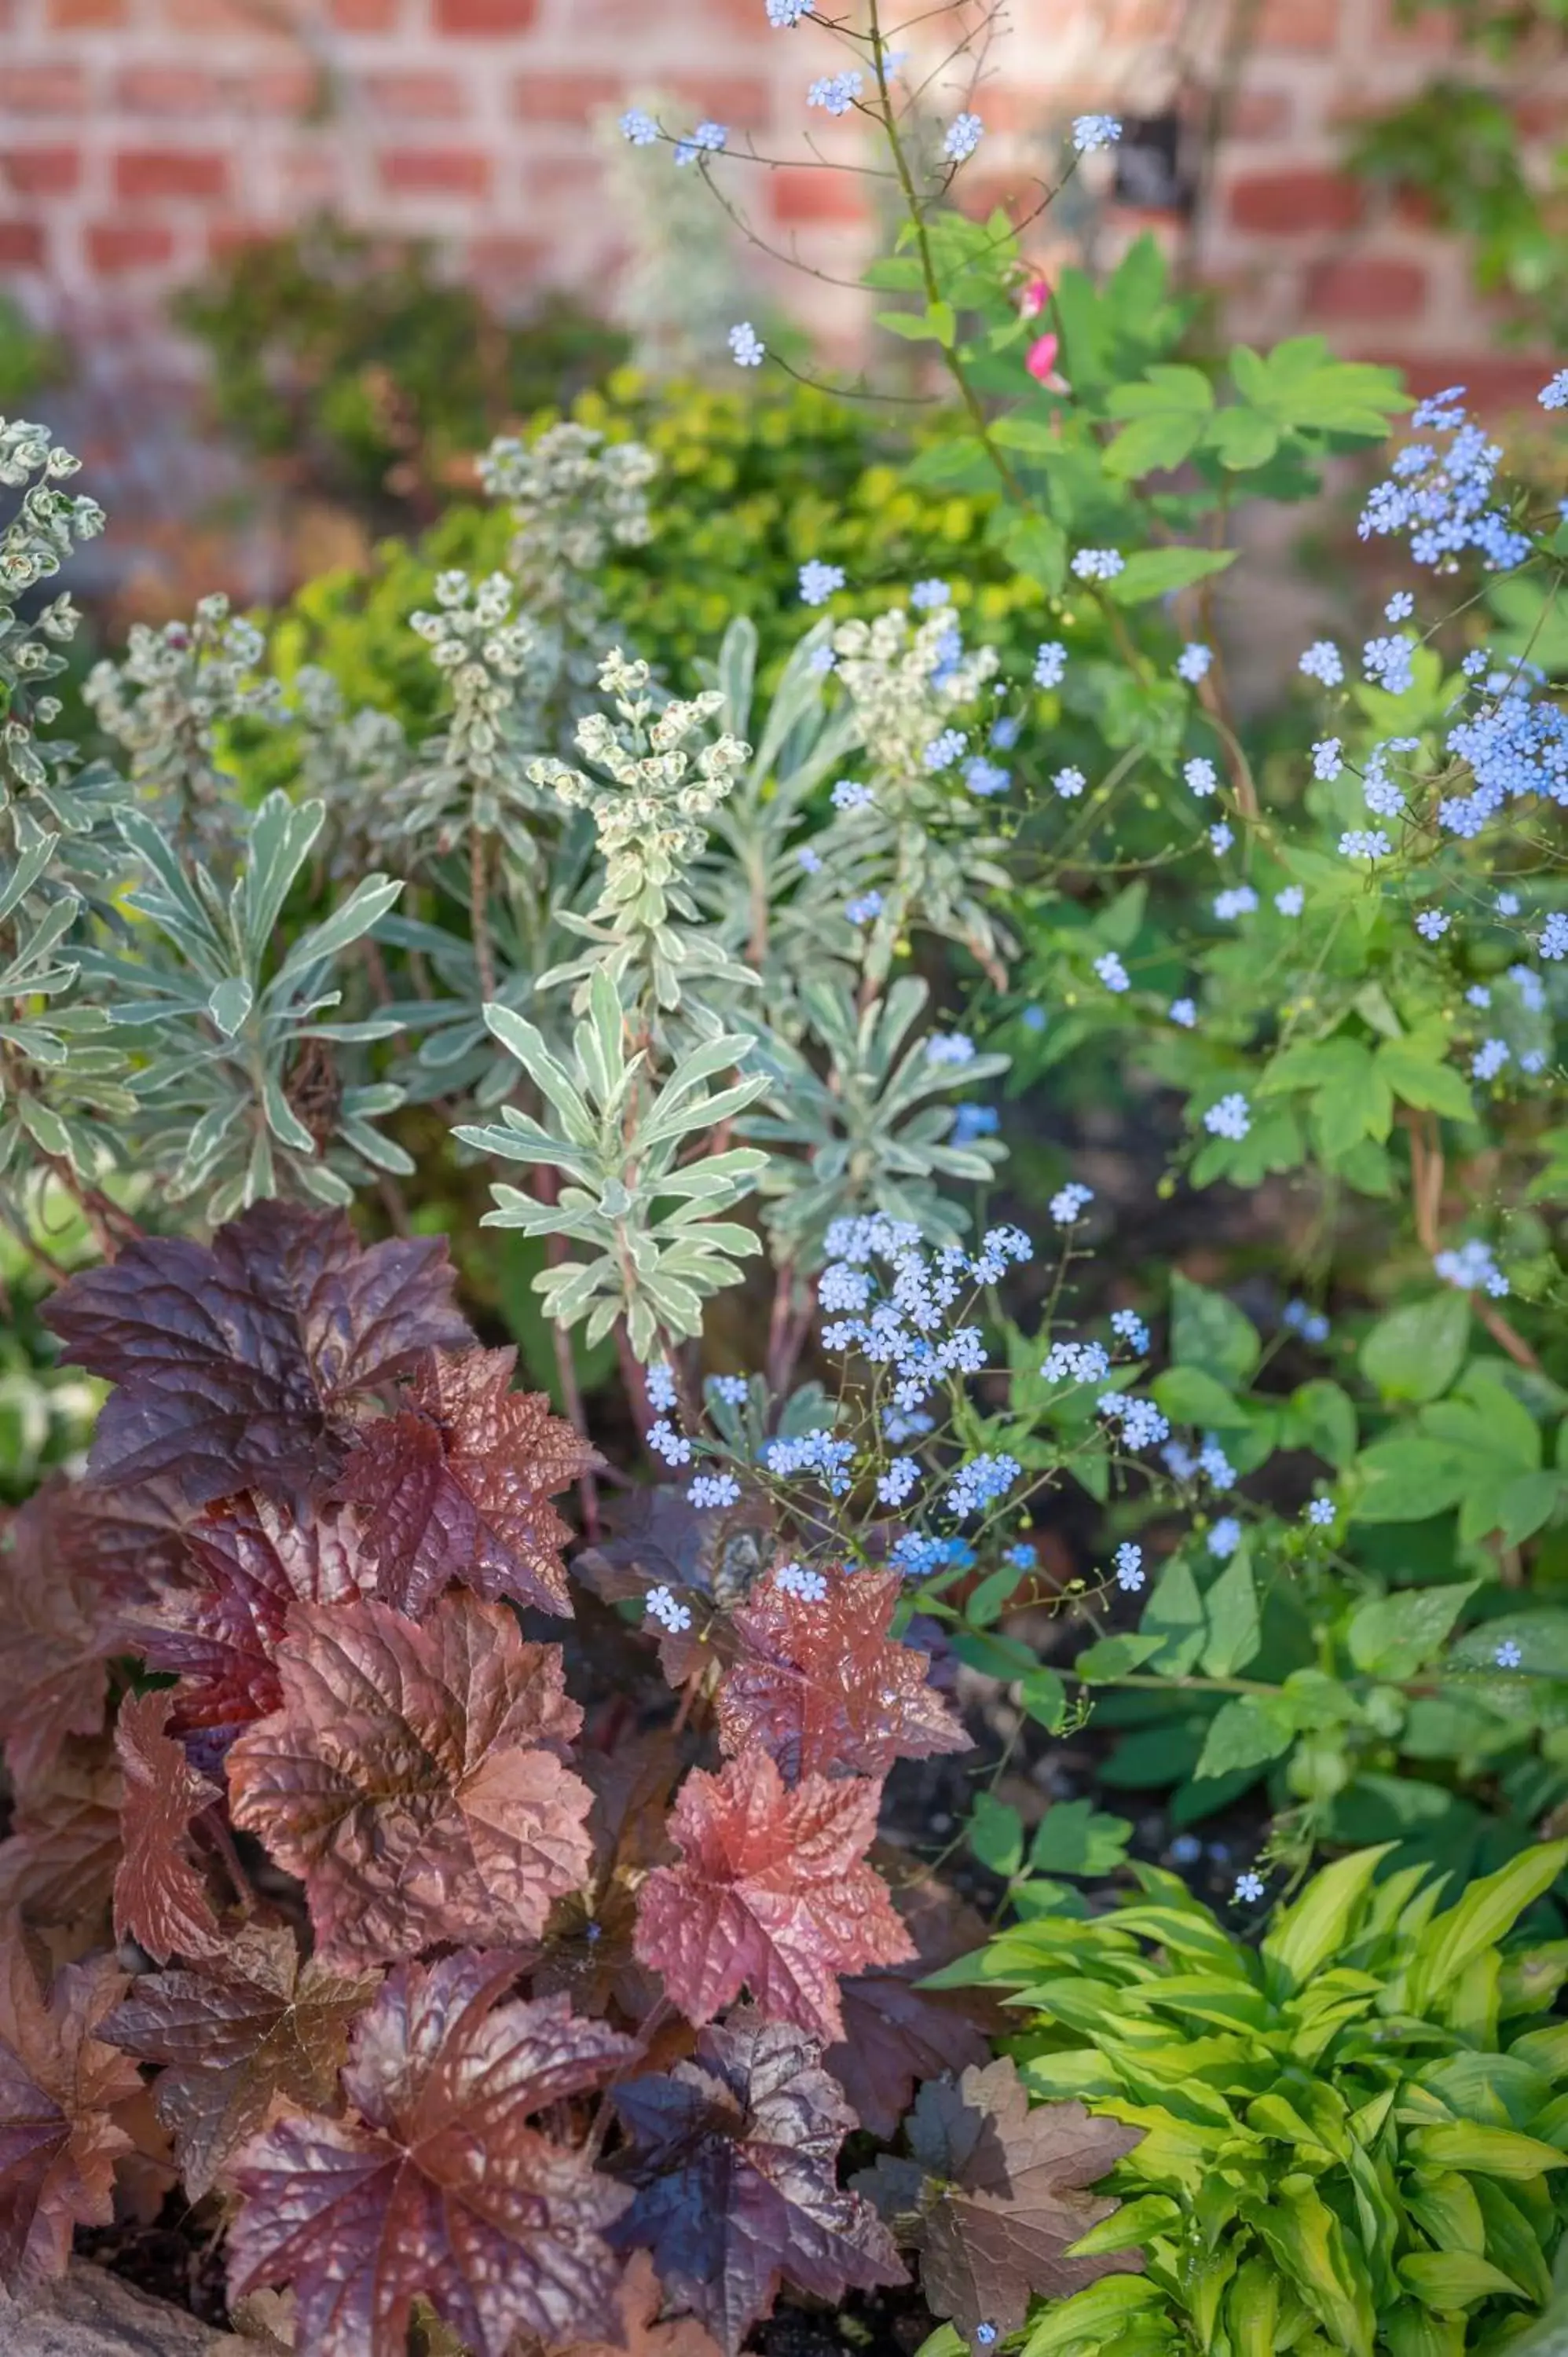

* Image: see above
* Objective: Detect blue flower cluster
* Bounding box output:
[1357,387,1530,572]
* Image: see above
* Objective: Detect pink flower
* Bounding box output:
[1020,273,1051,320]
[1025,332,1060,383]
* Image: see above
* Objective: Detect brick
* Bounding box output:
[1228,168,1363,234]
[205,216,282,262]
[366,70,467,117]
[243,64,322,112]
[467,229,545,281]
[2,143,81,194]
[433,0,537,28]
[115,148,229,200]
[1229,88,1293,139]
[47,0,124,21]
[511,71,622,123]
[115,67,221,113]
[769,165,867,225]
[1254,0,1339,49]
[376,145,492,196]
[3,63,85,112]
[0,219,44,266]
[1305,255,1427,321]
[329,0,399,23]
[1408,355,1557,412]
[1515,96,1566,141]
[86,218,176,270]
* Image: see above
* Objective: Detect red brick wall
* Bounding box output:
[2,0,1561,398]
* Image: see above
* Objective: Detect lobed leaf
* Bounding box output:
[633,1746,913,2041]
[44,1201,472,1505]
[716,1565,969,1783]
[858,2058,1144,2342]
[227,1592,594,1966]
[610,2007,903,2357]
[228,1952,635,2357]
[0,1934,140,2292]
[104,1923,377,2198]
[335,1346,597,1618]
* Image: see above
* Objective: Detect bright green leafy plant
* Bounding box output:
[936,1842,1568,2356]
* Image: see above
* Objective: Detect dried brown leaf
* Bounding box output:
[856,2058,1144,2341]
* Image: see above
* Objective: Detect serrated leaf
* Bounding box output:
[44,1202,472,1505]
[633,1746,913,2042]
[611,2008,903,2357]
[716,1565,969,1783]
[228,1953,636,2357]
[227,1592,594,1966]
[856,2059,1143,2342]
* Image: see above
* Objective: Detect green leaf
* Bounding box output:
[1409,1842,1568,2013]
[1204,405,1281,470]
[1376,1041,1475,1121]
[207,976,253,1038]
[1020,2279,1167,2357]
[1171,1272,1260,1387]
[1284,1380,1358,1468]
[1028,1800,1133,1879]
[1398,2253,1526,2308]
[1262,1846,1396,1997]
[1105,547,1236,605]
[1346,1585,1478,1681]
[1141,1559,1207,1676]
[1074,1633,1164,1683]
[995,509,1068,592]
[1350,1437,1472,1523]
[1360,1294,1471,1403]
[968,1791,1024,1877]
[1405,2121,1568,2181]
[1152,1365,1246,1428]
[1195,1697,1293,1780]
[1202,1545,1262,1678]
[877,308,944,343]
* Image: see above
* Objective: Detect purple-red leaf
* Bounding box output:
[135,1493,384,1769]
[633,1746,913,2042]
[43,1202,472,1505]
[226,1592,594,1966]
[0,1743,121,1934]
[513,2249,724,2357]
[717,1565,969,1783]
[533,1732,679,2023]
[610,2007,904,2357]
[0,1482,122,1787]
[855,2058,1144,2341]
[112,1691,224,1965]
[826,1874,998,2141]
[227,1950,635,2357]
[0,1934,140,2291]
[573,1487,766,1684]
[337,1347,597,1617]
[102,1923,377,2198]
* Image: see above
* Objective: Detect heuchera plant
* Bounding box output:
[0,1200,1138,2354]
